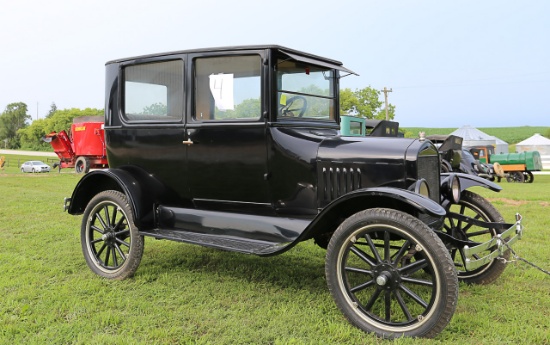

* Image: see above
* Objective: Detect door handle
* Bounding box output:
[182,139,194,146]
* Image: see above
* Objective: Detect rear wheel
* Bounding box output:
[444,190,509,284]
[81,190,144,280]
[506,171,524,183]
[325,208,458,339]
[75,156,90,174]
[523,171,534,183]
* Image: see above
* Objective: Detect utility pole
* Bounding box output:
[381,87,392,120]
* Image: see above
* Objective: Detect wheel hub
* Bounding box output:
[373,264,400,290]
[101,230,116,245]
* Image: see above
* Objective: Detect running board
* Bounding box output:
[139,229,287,255]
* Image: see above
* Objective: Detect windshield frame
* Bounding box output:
[274,54,340,124]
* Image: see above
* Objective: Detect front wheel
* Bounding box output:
[444,190,509,284]
[325,208,458,339]
[81,190,144,280]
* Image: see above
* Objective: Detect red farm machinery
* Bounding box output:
[44,116,108,173]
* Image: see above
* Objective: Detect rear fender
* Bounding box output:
[66,169,148,227]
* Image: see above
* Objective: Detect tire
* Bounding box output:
[81,190,144,280]
[440,160,452,173]
[444,190,509,285]
[524,171,534,183]
[506,171,524,183]
[325,208,458,339]
[492,162,504,178]
[75,156,90,174]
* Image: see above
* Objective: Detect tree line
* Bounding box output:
[0,86,395,151]
[0,102,103,150]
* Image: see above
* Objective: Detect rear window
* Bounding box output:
[123,60,184,122]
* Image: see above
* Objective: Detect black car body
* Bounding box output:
[427,134,501,181]
[64,45,523,339]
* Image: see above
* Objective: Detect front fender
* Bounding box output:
[327,187,447,217]
[442,172,502,193]
[301,187,446,244]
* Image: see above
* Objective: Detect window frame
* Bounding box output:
[189,51,266,124]
[274,55,339,124]
[120,58,185,125]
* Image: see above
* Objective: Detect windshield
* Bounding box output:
[276,58,336,121]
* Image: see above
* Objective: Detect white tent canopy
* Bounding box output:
[516,133,550,154]
[516,134,550,169]
[450,125,508,153]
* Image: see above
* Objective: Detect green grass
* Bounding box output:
[1,157,549,344]
[402,126,549,145]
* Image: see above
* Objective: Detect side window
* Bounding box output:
[123,60,184,122]
[194,55,261,121]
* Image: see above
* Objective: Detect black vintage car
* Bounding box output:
[427,134,504,181]
[64,45,523,339]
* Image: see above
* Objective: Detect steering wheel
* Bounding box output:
[279,95,308,117]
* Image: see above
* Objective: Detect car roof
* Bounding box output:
[106,44,344,67]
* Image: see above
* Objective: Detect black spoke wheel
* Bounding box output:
[326,208,458,339]
[81,190,144,280]
[506,171,524,183]
[444,190,509,284]
[523,171,534,183]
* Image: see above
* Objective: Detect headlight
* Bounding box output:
[441,174,461,203]
[409,179,430,198]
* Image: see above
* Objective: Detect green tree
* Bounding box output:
[18,107,103,151]
[215,98,261,119]
[43,108,103,134]
[18,118,50,151]
[340,87,396,120]
[0,102,31,149]
[46,102,58,118]
[141,102,167,115]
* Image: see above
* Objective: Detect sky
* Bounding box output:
[1,0,548,128]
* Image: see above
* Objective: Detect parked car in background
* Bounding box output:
[20,161,51,173]
[427,134,504,181]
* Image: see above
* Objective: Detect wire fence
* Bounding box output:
[1,157,59,168]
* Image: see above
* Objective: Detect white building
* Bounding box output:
[516,134,550,169]
[450,125,508,153]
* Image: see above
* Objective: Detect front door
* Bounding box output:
[186,53,271,213]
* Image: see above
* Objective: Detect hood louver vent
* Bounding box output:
[320,166,362,202]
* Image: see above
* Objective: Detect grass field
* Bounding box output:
[0,156,549,344]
